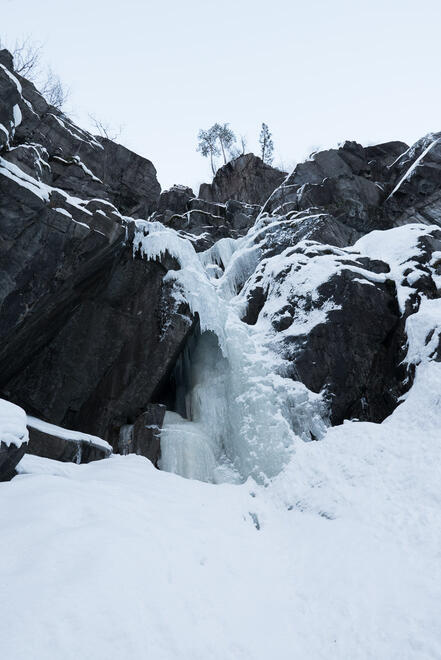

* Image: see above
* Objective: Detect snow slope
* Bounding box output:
[2,193,441,658]
[1,352,441,660]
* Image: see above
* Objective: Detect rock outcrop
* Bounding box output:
[262,140,409,229]
[150,193,260,251]
[27,417,112,463]
[199,153,286,206]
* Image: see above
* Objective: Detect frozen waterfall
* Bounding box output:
[135,220,327,484]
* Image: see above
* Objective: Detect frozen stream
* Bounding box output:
[135,220,326,483]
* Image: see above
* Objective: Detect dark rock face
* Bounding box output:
[0,235,194,449]
[384,133,441,227]
[0,51,193,457]
[285,271,404,424]
[262,140,410,233]
[27,426,111,463]
[199,154,286,206]
[364,141,409,180]
[118,404,166,466]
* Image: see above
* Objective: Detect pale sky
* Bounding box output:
[2,0,441,192]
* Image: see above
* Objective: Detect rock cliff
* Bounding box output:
[1,47,441,481]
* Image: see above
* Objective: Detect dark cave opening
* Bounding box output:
[150,317,202,419]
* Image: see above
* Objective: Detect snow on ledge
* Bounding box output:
[27,416,112,454]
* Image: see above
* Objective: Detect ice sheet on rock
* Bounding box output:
[387,135,440,199]
[12,104,22,128]
[0,156,50,202]
[198,237,237,273]
[0,398,29,448]
[159,412,220,483]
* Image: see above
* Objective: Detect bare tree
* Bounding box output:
[213,123,236,164]
[89,114,123,141]
[0,37,42,79]
[0,37,69,110]
[228,135,248,160]
[259,123,274,165]
[197,126,221,176]
[41,69,69,109]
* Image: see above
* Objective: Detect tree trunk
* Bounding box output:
[220,139,227,165]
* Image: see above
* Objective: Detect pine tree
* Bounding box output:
[259,123,274,165]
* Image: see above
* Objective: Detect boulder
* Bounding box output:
[158,185,194,215]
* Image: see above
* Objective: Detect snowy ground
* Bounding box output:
[1,222,441,659]
[1,359,441,660]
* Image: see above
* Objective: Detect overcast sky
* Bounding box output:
[2,0,441,192]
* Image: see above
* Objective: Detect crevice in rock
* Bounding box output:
[150,315,202,418]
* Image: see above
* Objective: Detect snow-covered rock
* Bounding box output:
[27,416,112,463]
[0,398,28,480]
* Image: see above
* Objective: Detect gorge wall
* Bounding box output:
[1,48,441,481]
